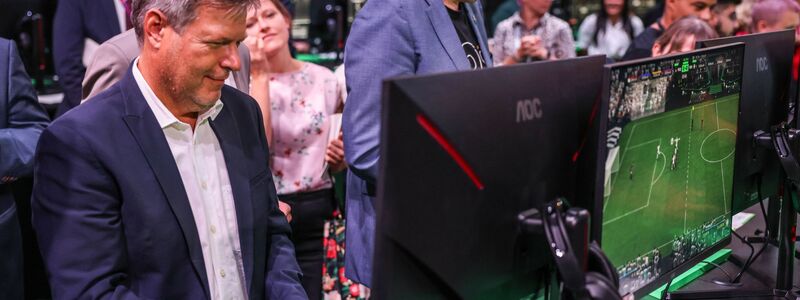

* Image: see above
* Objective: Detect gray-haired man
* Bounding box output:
[31,0,307,299]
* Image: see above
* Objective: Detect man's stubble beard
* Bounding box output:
[156,48,217,114]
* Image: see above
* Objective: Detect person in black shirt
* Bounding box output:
[447,2,488,69]
[652,16,718,56]
[621,0,716,60]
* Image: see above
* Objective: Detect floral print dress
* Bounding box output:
[270,62,367,299]
[269,62,340,195]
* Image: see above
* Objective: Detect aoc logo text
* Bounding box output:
[756,56,768,72]
[516,98,543,123]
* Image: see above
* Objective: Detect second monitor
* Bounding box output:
[597,44,745,297]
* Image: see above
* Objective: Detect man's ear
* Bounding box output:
[755,20,768,33]
[652,42,663,57]
[143,9,169,49]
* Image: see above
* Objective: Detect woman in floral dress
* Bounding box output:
[245,0,348,298]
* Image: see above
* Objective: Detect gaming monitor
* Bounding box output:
[698,30,795,214]
[372,55,607,299]
[597,44,745,298]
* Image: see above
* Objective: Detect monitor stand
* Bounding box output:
[664,123,800,299]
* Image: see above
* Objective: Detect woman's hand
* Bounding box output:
[244,34,271,80]
[326,132,347,173]
[243,34,274,145]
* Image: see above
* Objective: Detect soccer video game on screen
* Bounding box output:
[601,47,744,295]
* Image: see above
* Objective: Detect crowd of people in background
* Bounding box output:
[2,0,800,299]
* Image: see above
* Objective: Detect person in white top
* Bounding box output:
[577,0,644,60]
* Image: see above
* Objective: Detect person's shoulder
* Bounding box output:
[630,14,644,25]
[632,27,659,44]
[582,13,598,25]
[548,14,572,30]
[304,63,336,79]
[100,30,140,59]
[48,84,126,136]
[629,15,645,29]
[495,14,517,32]
[358,0,408,14]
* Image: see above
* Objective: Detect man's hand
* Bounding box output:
[517,35,548,61]
[278,200,292,223]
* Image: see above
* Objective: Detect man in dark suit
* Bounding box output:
[52,0,125,117]
[0,38,50,300]
[32,0,306,299]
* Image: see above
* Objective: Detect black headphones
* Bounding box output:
[541,200,622,300]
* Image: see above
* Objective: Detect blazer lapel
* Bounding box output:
[118,68,211,299]
[209,95,255,296]
[465,2,494,67]
[424,0,470,71]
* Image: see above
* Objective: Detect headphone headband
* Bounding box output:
[542,199,591,300]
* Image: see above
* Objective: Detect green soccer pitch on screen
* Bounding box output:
[600,44,745,297]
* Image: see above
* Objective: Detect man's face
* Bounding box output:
[158,5,245,112]
[756,10,800,33]
[711,4,737,36]
[521,0,554,16]
[669,0,717,22]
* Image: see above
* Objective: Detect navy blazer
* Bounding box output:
[342,0,492,287]
[32,66,307,299]
[53,0,121,117]
[0,38,50,300]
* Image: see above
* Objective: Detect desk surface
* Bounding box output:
[671,202,800,299]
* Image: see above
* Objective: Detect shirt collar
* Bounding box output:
[132,57,224,130]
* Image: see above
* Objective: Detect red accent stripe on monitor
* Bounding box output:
[416,114,485,190]
[572,96,602,163]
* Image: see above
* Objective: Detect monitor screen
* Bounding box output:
[599,44,744,297]
[373,55,607,299]
[698,30,794,214]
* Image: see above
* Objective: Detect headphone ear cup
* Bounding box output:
[587,242,619,289]
[585,272,622,300]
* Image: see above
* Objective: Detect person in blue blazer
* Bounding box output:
[342,0,493,287]
[52,0,124,117]
[0,38,50,300]
[32,1,306,299]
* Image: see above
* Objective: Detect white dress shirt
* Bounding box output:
[132,58,247,300]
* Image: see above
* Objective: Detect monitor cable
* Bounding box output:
[713,176,770,286]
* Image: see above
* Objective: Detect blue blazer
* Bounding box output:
[32,67,307,299]
[53,0,122,117]
[0,38,50,300]
[342,0,492,287]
